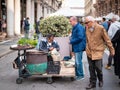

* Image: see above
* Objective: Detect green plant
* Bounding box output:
[17,38,38,47]
[40,16,72,37]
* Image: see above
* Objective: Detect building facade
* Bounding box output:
[0,0,62,37]
[84,0,96,17]
[94,0,120,17]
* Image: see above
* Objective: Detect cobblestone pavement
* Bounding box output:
[0,38,19,58]
[0,40,120,90]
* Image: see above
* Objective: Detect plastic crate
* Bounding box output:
[47,61,61,74]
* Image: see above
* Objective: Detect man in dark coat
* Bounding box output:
[24,17,30,38]
[111,29,120,84]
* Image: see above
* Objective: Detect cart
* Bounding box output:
[10,45,75,84]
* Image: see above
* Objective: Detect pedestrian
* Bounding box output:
[69,16,86,80]
[85,16,115,89]
[24,17,30,38]
[21,18,26,34]
[108,15,120,84]
[108,15,120,40]
[35,17,43,38]
[107,19,112,29]
[101,17,109,32]
[104,19,113,70]
[1,19,7,33]
[111,29,120,85]
[105,15,120,70]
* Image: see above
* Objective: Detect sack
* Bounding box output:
[64,56,75,68]
[36,40,40,50]
[50,48,61,61]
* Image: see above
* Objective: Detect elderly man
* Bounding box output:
[69,16,86,80]
[85,16,115,89]
[108,15,120,39]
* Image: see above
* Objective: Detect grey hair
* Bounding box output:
[70,16,78,21]
[86,16,95,22]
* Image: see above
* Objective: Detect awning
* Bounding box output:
[105,12,119,20]
[105,12,115,19]
[48,7,84,17]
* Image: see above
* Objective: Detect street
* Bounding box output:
[0,0,120,89]
[0,45,120,90]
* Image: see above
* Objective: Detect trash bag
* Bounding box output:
[12,57,21,69]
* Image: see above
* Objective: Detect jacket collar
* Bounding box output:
[73,23,79,29]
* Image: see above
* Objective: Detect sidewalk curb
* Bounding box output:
[0,37,20,58]
[0,50,15,58]
[0,40,12,44]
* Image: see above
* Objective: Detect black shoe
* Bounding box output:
[118,82,120,85]
[112,64,115,66]
[86,84,96,89]
[99,81,103,87]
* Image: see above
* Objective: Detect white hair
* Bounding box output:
[112,15,120,21]
[86,16,95,22]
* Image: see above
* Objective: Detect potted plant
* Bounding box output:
[40,16,72,37]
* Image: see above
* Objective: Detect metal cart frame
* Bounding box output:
[10,45,75,84]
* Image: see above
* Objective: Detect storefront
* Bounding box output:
[0,0,60,38]
[0,0,7,32]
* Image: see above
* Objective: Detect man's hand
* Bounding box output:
[49,47,54,51]
[110,50,115,56]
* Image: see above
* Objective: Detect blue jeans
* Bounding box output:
[24,30,29,38]
[75,51,84,77]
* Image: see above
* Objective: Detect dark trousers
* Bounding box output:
[87,57,103,85]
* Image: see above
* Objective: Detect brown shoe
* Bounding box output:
[99,81,103,87]
[105,65,111,70]
[86,84,96,89]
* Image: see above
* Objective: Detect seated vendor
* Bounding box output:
[39,34,60,52]
[39,34,60,61]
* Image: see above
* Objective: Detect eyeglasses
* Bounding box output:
[85,21,90,24]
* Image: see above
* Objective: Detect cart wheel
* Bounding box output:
[71,77,75,81]
[16,78,23,84]
[47,77,53,84]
